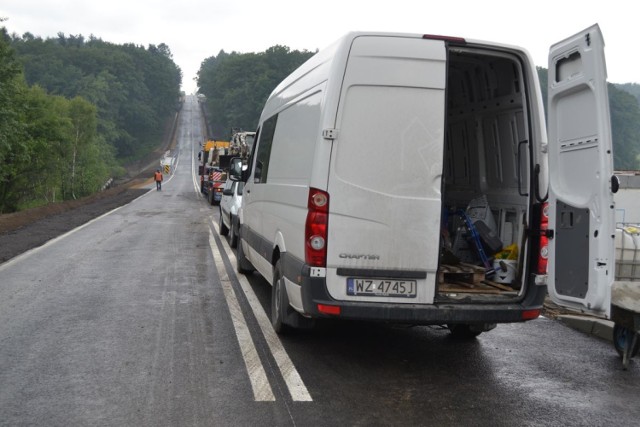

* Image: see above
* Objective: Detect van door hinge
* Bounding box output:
[322,128,338,140]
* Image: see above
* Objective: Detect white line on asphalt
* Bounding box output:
[211,219,313,402]
[191,150,203,196]
[208,230,275,402]
[189,125,205,197]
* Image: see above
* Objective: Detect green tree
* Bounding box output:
[618,83,640,105]
[11,32,182,159]
[1,27,127,212]
[0,28,30,212]
[67,97,98,199]
[196,46,314,139]
[20,86,69,205]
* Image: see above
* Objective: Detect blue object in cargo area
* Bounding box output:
[456,210,498,275]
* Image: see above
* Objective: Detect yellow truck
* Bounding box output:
[199,140,231,205]
[203,139,230,153]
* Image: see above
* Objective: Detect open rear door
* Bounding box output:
[547,24,615,317]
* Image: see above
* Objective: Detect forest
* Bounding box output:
[198,51,640,171]
[197,46,315,140]
[0,26,181,213]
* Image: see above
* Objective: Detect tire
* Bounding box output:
[272,260,290,333]
[208,191,215,206]
[219,210,229,236]
[229,216,238,248]
[236,237,254,274]
[613,324,640,358]
[447,324,483,339]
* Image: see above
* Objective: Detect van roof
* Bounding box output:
[262,31,531,121]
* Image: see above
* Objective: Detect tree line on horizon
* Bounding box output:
[196,46,315,140]
[0,26,182,213]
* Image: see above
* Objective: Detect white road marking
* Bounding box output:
[191,137,203,195]
[208,231,275,402]
[211,219,313,402]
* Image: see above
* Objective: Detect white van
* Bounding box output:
[231,25,617,336]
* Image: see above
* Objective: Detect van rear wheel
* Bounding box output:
[218,210,229,236]
[236,237,254,274]
[229,216,238,248]
[271,260,314,332]
[219,210,229,236]
[272,260,289,333]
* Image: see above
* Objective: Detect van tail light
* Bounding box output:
[317,304,341,316]
[422,34,466,44]
[305,188,329,267]
[537,202,549,275]
[522,309,541,320]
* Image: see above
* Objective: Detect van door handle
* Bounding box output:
[517,140,529,197]
[611,175,619,193]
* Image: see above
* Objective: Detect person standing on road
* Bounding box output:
[154,169,163,191]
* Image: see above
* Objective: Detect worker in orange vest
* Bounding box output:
[154,169,163,191]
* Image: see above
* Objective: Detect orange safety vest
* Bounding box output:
[154,171,163,182]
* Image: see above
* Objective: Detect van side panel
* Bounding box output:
[243,89,325,286]
[326,36,446,304]
[261,90,324,259]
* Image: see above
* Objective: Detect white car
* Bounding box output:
[219,180,243,248]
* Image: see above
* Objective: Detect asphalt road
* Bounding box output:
[1,96,638,427]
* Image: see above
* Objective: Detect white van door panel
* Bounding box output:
[547,24,615,317]
[326,36,446,304]
[241,182,272,282]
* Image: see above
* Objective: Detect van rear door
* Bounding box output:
[324,35,447,305]
[547,24,615,317]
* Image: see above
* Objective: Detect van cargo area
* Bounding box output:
[438,46,533,302]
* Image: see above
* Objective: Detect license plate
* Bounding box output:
[346,278,417,298]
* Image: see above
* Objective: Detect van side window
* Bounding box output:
[243,127,260,181]
[254,115,278,183]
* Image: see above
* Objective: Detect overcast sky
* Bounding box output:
[1,0,637,94]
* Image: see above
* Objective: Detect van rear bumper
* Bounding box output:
[299,275,547,324]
